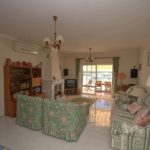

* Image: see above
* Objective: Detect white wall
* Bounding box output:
[0,35,41,116]
[139,44,150,87]
[0,58,4,116]
[62,50,139,85]
[0,34,140,116]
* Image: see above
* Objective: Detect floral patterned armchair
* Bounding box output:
[111,93,150,150]
[16,94,43,130]
[42,100,88,141]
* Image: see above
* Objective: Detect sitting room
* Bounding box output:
[0,0,150,150]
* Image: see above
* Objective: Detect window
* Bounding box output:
[82,65,112,94]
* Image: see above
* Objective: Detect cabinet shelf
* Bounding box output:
[10,88,31,93]
[4,65,42,117]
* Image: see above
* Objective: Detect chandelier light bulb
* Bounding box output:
[84,48,95,63]
[43,16,63,50]
[56,35,64,43]
[43,37,51,48]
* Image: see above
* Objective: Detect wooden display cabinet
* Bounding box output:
[31,67,42,95]
[3,65,42,117]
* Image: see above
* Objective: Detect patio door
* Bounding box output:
[82,64,112,94]
[96,65,112,92]
[82,65,96,95]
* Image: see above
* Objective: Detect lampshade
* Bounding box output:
[118,72,126,80]
[146,74,150,87]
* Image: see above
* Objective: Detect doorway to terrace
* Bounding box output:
[82,65,113,95]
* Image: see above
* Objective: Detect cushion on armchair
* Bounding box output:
[127,102,141,114]
[134,115,150,126]
[111,91,150,150]
[129,86,146,98]
[134,107,150,126]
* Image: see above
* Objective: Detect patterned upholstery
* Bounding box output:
[111,92,150,150]
[42,100,88,141]
[115,93,137,110]
[111,114,150,150]
[115,85,147,109]
[16,94,42,130]
[0,145,10,150]
[121,126,150,150]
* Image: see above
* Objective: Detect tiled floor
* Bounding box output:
[0,93,113,150]
[89,99,112,127]
[0,116,113,150]
[66,92,113,127]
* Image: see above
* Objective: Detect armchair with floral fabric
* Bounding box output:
[111,92,150,150]
[16,94,43,130]
[114,85,146,111]
[42,100,88,141]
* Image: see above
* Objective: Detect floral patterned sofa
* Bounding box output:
[16,95,89,141]
[114,85,146,110]
[111,92,150,150]
[42,100,88,141]
[16,94,43,130]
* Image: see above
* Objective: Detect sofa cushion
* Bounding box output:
[129,86,146,98]
[134,115,150,126]
[139,93,150,105]
[143,95,150,106]
[135,107,150,118]
[127,102,141,115]
[126,86,134,95]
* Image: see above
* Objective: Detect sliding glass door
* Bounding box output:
[82,65,96,95]
[82,65,112,95]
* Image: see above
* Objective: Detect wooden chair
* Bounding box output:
[84,79,93,92]
[95,81,102,92]
[105,82,111,92]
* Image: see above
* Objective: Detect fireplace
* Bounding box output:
[42,79,64,100]
[54,84,62,99]
[42,47,64,100]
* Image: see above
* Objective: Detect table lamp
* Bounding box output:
[118,72,126,86]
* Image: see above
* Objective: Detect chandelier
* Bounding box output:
[43,16,64,50]
[85,48,94,63]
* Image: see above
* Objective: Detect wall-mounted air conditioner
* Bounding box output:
[13,40,40,55]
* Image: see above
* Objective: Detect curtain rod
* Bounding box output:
[77,57,120,60]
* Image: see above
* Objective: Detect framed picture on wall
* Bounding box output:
[147,51,150,66]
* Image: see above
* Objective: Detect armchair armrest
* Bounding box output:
[115,93,137,110]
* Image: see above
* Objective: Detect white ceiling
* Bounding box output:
[0,0,150,53]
